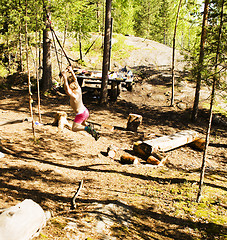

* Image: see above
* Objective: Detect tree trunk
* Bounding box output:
[108,17,113,71]
[99,0,112,105]
[18,25,23,72]
[191,0,209,122]
[41,3,52,92]
[197,0,224,202]
[36,5,41,123]
[25,0,36,139]
[171,0,182,107]
[79,32,83,61]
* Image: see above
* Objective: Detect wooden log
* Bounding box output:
[135,130,199,156]
[52,111,71,130]
[120,154,139,165]
[146,155,160,165]
[133,141,150,159]
[0,199,48,240]
[189,138,206,151]
[146,152,168,166]
[126,113,142,132]
[107,145,118,158]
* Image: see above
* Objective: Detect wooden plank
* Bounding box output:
[135,130,199,156]
[76,75,126,82]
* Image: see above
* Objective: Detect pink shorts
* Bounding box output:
[74,108,89,124]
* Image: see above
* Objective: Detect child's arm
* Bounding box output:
[67,66,80,88]
[62,70,74,96]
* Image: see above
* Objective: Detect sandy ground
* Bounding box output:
[0,36,226,240]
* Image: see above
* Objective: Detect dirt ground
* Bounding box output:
[0,36,226,240]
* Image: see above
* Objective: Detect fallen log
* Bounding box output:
[0,199,49,240]
[146,155,160,165]
[120,154,139,165]
[189,138,206,151]
[134,130,199,156]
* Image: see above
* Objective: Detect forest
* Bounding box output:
[0,0,227,239]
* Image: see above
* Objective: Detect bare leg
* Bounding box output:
[72,120,100,140]
[81,120,87,127]
[72,122,86,132]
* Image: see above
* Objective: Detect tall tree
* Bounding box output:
[171,0,183,106]
[41,0,52,91]
[100,0,112,104]
[197,0,224,202]
[25,0,36,138]
[153,0,172,45]
[191,0,210,122]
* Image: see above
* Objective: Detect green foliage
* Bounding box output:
[185,0,226,103]
[0,63,8,77]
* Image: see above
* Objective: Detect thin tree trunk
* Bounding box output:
[25,0,36,139]
[191,0,209,122]
[6,34,10,74]
[36,4,41,123]
[171,0,182,107]
[79,32,83,61]
[18,25,23,72]
[42,2,52,91]
[108,17,113,71]
[100,0,112,105]
[197,0,224,202]
[39,31,42,80]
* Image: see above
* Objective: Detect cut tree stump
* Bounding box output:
[52,111,71,130]
[126,113,142,132]
[107,145,118,158]
[0,199,49,240]
[134,130,199,156]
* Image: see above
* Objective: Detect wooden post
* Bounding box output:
[110,81,118,101]
[127,113,142,132]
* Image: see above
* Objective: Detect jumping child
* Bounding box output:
[61,66,100,140]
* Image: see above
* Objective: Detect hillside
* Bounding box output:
[0,36,226,240]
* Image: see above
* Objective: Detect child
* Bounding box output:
[61,66,100,140]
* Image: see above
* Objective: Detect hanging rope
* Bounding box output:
[50,28,62,74]
[45,13,72,66]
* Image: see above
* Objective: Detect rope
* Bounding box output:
[44,9,72,66]
[50,28,62,74]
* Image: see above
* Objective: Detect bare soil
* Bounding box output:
[0,36,226,240]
